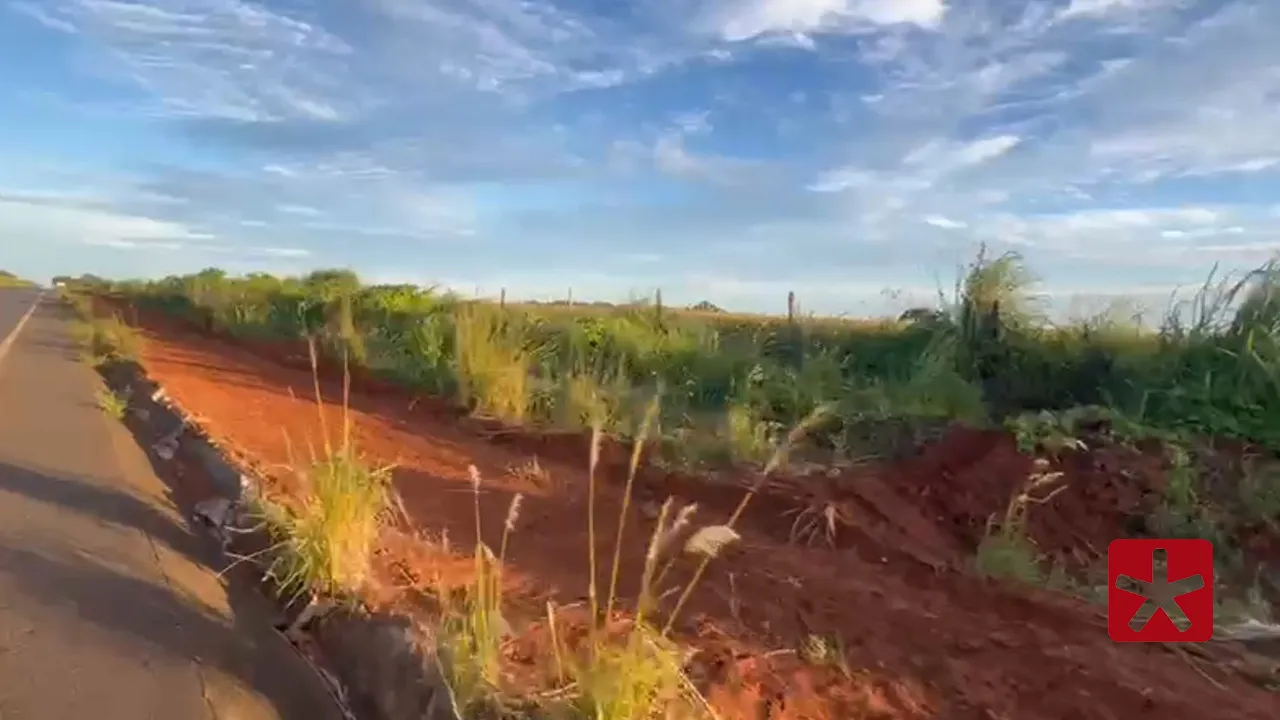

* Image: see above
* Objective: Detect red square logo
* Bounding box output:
[1108,539,1213,642]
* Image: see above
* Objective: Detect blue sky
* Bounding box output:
[2,0,1279,317]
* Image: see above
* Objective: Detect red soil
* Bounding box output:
[895,429,1168,568]
[110,301,1278,719]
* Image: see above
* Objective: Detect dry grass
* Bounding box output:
[975,461,1070,585]
[255,340,396,606]
[428,399,832,719]
[65,296,142,365]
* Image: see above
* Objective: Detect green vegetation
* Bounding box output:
[94,385,129,419]
[62,289,142,366]
[0,270,35,288]
[85,252,1280,466]
[256,341,397,608]
[70,251,1280,707]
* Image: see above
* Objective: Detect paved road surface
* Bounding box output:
[0,288,344,720]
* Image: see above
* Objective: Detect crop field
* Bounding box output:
[61,249,1280,718]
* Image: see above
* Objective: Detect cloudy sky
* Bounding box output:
[1,0,1278,316]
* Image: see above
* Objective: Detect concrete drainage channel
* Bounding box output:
[96,357,465,720]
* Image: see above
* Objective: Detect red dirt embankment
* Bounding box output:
[110,301,1278,719]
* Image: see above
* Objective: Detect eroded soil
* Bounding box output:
[104,300,1280,719]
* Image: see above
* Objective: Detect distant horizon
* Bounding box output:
[38,257,1255,327]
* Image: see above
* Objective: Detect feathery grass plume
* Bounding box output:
[652,502,699,590]
[662,403,831,637]
[587,421,603,634]
[561,397,716,720]
[606,389,662,620]
[683,525,741,559]
[437,463,512,712]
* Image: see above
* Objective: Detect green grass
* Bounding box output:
[0,271,35,288]
[94,386,129,419]
[80,252,1280,467]
[62,290,142,365]
[255,342,396,607]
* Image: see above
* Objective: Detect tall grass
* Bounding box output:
[84,251,1280,458]
[258,341,396,605]
[430,398,828,719]
[63,290,142,365]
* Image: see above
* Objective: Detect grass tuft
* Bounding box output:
[94,385,128,419]
[257,340,395,606]
[975,463,1069,585]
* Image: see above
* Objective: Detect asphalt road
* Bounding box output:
[0,285,41,342]
[0,289,343,720]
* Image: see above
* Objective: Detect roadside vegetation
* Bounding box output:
[69,250,1280,712]
[0,270,35,288]
[93,384,129,419]
[60,287,141,366]
[82,252,1280,453]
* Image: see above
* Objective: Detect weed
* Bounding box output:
[799,633,851,678]
[1238,457,1280,526]
[1006,409,1089,457]
[454,303,535,423]
[975,465,1070,585]
[257,342,395,607]
[94,386,128,419]
[434,466,521,713]
[68,312,141,363]
[561,400,712,720]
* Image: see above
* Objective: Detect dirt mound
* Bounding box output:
[102,301,1280,719]
[891,427,1167,567]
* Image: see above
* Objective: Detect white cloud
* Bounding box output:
[8,1,77,32]
[82,237,184,251]
[1056,0,1168,22]
[0,194,212,248]
[904,135,1022,175]
[251,246,310,258]
[276,204,324,217]
[23,0,356,122]
[1070,2,1280,182]
[369,0,682,97]
[714,0,946,42]
[923,214,966,229]
[1160,225,1244,239]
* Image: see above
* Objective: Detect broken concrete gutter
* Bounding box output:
[98,356,465,720]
